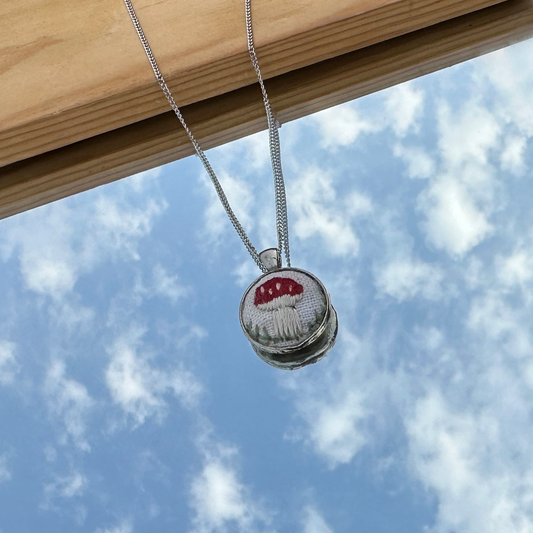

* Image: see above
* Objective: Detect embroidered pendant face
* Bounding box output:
[240,268,337,370]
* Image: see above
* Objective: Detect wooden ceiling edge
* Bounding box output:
[0,0,505,168]
[0,0,532,220]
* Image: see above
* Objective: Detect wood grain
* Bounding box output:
[1,0,532,221]
[1,0,505,168]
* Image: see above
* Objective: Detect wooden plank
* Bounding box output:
[1,0,505,168]
[1,0,532,221]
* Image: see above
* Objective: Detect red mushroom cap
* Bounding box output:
[254,277,303,306]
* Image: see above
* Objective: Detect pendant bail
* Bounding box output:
[259,248,282,272]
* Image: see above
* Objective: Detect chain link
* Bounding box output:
[123,0,291,272]
[244,0,291,267]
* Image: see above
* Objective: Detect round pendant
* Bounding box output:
[239,267,338,370]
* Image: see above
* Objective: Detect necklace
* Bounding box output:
[124,0,337,370]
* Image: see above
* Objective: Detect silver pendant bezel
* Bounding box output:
[239,267,337,369]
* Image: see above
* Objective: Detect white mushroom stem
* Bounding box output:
[272,306,303,339]
[257,293,304,339]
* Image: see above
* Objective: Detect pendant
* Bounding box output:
[239,249,338,370]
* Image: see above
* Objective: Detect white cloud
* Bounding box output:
[233,259,259,288]
[437,100,501,170]
[43,445,57,463]
[189,449,270,533]
[44,360,94,451]
[467,292,512,339]
[151,264,188,302]
[191,461,251,531]
[283,333,379,468]
[374,257,444,301]
[309,103,381,149]
[415,96,502,258]
[0,185,166,300]
[0,455,11,484]
[302,506,333,533]
[94,518,133,533]
[418,175,492,257]
[188,421,275,533]
[105,329,203,425]
[42,469,87,510]
[345,190,373,217]
[307,390,366,467]
[289,168,371,257]
[90,196,164,261]
[407,389,533,533]
[384,82,425,137]
[467,291,533,358]
[308,80,423,149]
[2,204,79,297]
[400,232,533,532]
[496,250,533,289]
[48,298,96,334]
[394,143,436,179]
[134,264,189,303]
[0,340,19,386]
[477,40,533,136]
[500,135,527,175]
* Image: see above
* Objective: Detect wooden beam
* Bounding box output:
[1,0,505,168]
[2,0,533,220]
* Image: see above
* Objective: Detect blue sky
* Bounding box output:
[2,38,533,533]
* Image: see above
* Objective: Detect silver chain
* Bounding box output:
[123,0,291,273]
[244,0,291,268]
